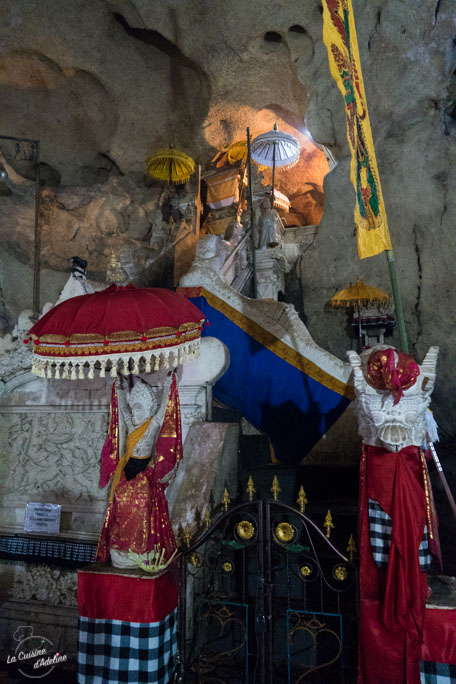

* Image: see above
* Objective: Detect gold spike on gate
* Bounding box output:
[183,524,192,549]
[246,475,256,501]
[297,486,308,513]
[271,474,281,501]
[204,507,211,530]
[324,509,334,538]
[346,533,357,561]
[222,487,231,511]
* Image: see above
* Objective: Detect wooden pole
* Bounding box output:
[246,128,257,299]
[386,249,408,354]
[426,435,456,522]
[271,140,276,209]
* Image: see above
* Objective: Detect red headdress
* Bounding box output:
[366,347,420,405]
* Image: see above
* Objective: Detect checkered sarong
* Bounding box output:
[78,608,177,684]
[368,499,431,570]
[0,535,96,566]
[420,660,456,683]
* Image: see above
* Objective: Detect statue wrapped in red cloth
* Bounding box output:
[347,346,441,684]
[96,372,182,570]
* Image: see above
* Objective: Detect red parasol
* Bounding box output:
[28,284,205,380]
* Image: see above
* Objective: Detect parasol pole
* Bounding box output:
[271,126,277,209]
[246,127,258,299]
[386,250,408,354]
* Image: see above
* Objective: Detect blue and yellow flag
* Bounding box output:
[181,287,353,465]
[322,0,392,259]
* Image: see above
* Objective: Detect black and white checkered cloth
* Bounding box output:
[0,535,96,567]
[420,660,456,683]
[368,499,432,571]
[78,608,177,684]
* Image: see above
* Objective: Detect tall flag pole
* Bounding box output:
[322,0,408,353]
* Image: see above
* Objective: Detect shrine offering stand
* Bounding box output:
[77,563,178,684]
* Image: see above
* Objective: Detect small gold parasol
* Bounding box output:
[330,278,390,309]
[146,147,196,184]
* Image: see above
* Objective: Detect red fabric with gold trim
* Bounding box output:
[29,284,204,341]
[358,444,429,684]
[366,347,420,405]
[99,381,120,488]
[78,569,178,622]
[96,374,182,564]
[27,284,205,378]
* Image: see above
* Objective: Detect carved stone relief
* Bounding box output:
[0,409,107,506]
[11,563,77,608]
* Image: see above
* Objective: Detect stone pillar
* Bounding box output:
[254,247,288,300]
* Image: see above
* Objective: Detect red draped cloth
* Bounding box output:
[96,375,182,563]
[358,444,432,684]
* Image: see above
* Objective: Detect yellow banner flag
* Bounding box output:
[322,0,392,259]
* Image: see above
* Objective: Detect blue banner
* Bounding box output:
[189,291,352,465]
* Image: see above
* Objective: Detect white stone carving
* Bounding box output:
[0,347,33,382]
[0,410,107,507]
[0,310,35,384]
[255,246,290,300]
[148,208,171,259]
[193,235,230,273]
[256,200,284,250]
[11,563,77,607]
[347,345,439,452]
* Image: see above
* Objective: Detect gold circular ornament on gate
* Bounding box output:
[300,564,312,577]
[188,552,202,568]
[236,520,255,541]
[333,564,349,581]
[222,561,234,573]
[274,522,297,545]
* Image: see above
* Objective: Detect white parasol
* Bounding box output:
[251,123,300,205]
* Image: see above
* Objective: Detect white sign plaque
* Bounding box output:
[24,503,62,535]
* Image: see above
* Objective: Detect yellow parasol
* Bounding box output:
[146,147,196,184]
[330,278,390,309]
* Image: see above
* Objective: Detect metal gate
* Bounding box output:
[176,483,358,683]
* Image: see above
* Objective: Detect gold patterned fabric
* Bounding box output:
[322,0,392,258]
[96,374,182,563]
[367,348,419,405]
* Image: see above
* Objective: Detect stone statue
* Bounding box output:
[224,218,244,245]
[96,373,180,569]
[347,345,438,452]
[256,198,283,249]
[347,345,440,684]
[149,208,170,257]
[193,235,230,272]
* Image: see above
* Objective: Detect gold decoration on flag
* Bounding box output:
[322,0,392,259]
